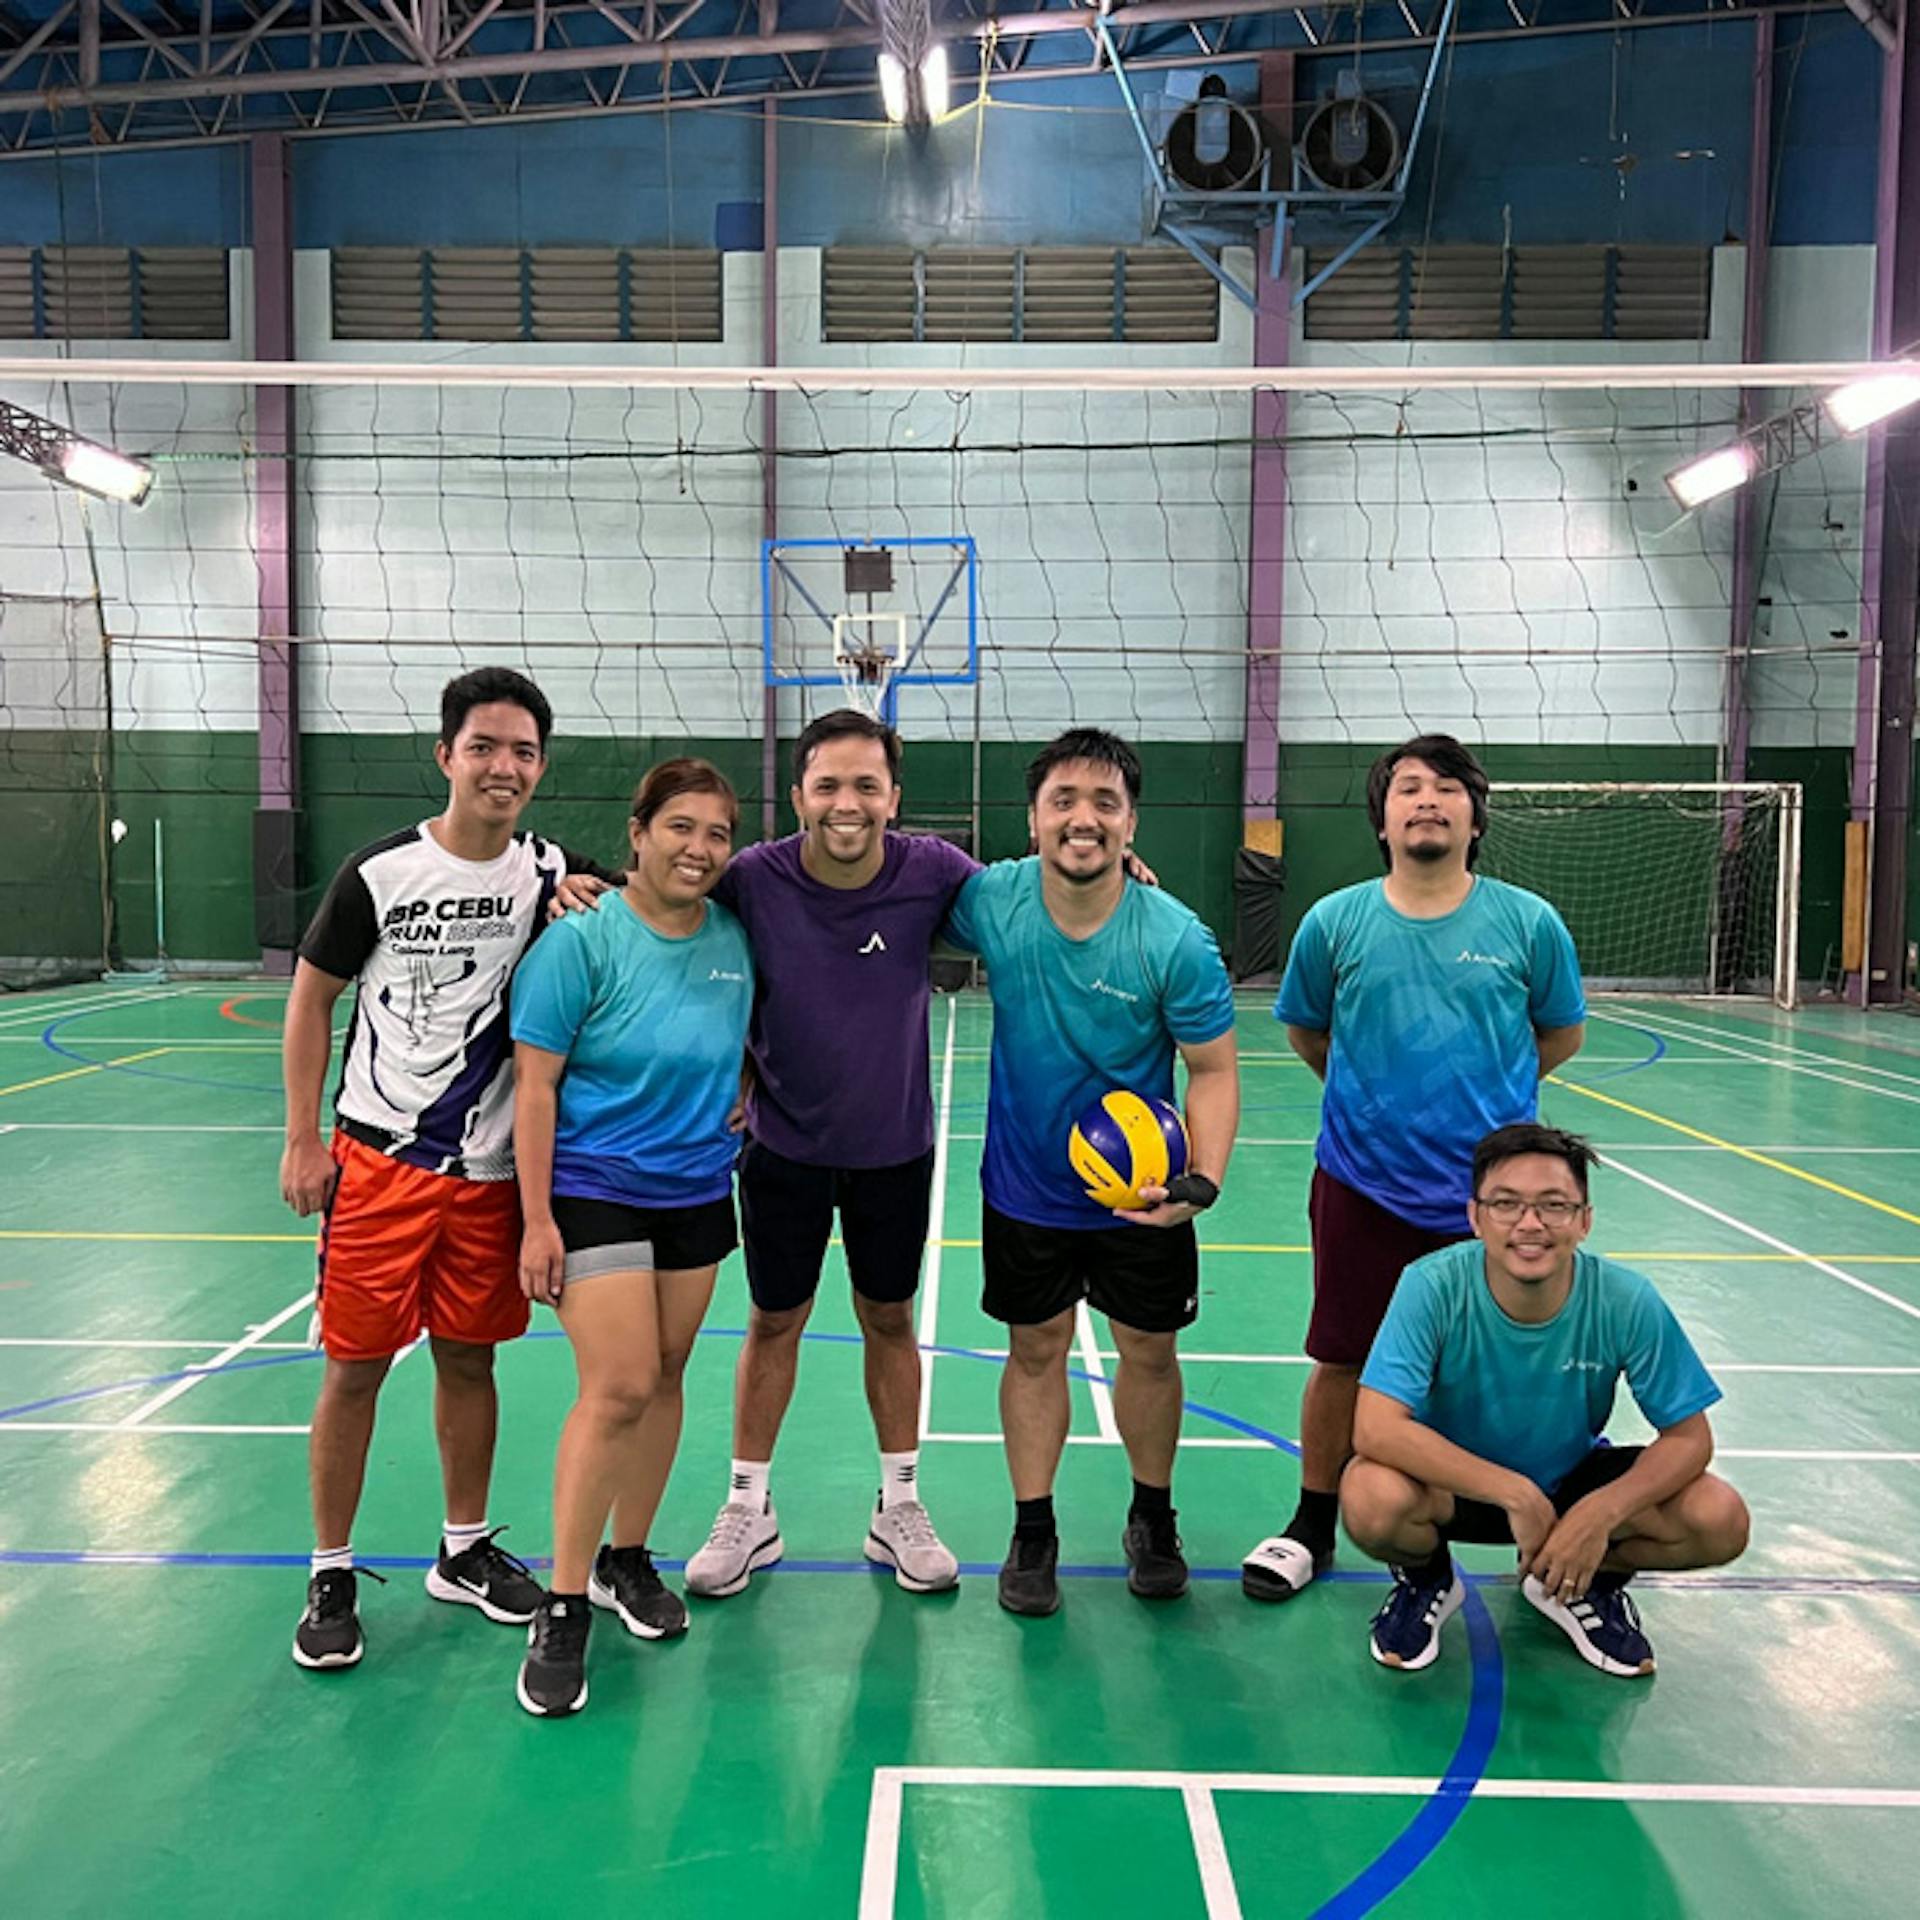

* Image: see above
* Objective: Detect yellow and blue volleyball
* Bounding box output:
[1068,1090,1189,1211]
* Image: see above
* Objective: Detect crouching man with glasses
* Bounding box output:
[1340,1123,1749,1677]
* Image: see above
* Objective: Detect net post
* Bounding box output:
[1776,782,1804,1010]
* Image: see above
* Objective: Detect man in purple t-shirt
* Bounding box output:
[683,710,976,1600]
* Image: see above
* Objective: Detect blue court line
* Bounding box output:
[3,1320,1497,1911]
[0,1547,1907,1600]
[1579,1022,1668,1084]
[39,1011,286,1096]
[1312,1580,1506,1919]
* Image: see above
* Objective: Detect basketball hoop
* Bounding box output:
[832,612,908,717]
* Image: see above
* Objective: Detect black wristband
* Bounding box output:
[1163,1172,1220,1211]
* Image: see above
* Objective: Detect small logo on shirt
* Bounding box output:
[708,968,747,983]
[1456,948,1509,968]
[1560,1357,1608,1374]
[858,931,888,955]
[1087,976,1140,1004]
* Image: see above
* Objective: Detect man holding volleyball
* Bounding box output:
[944,728,1239,1618]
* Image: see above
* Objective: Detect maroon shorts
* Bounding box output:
[1305,1166,1472,1367]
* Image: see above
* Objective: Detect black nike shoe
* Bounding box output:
[589,1544,689,1640]
[425,1527,544,1625]
[292,1564,387,1670]
[517,1595,592,1717]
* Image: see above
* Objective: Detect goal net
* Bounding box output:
[1480,783,1804,1007]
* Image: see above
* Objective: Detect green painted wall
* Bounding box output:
[0,728,1864,992]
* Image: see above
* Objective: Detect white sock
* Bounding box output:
[729,1459,772,1510]
[879,1450,920,1511]
[311,1544,353,1576]
[442,1519,489,1559]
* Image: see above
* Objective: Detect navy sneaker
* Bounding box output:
[1522,1575,1656,1677]
[1368,1563,1464,1671]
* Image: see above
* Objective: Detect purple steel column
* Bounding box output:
[760,98,780,841]
[1724,11,1773,790]
[1853,21,1920,1004]
[1243,50,1292,852]
[252,131,298,973]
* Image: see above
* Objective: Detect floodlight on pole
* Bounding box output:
[876,0,948,128]
[1666,443,1760,511]
[1824,368,1920,434]
[0,397,154,505]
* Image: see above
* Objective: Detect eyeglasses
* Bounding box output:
[1473,1195,1586,1225]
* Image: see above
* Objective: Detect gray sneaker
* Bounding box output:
[684,1498,783,1598]
[865,1497,960,1593]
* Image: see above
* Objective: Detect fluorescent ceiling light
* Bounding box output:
[53,438,155,507]
[1666,443,1757,511]
[1824,371,1920,435]
[878,51,909,125]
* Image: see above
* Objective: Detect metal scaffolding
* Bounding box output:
[0,0,1862,154]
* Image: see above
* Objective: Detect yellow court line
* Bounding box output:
[1549,1075,1920,1231]
[0,1230,315,1244]
[0,1048,172,1099]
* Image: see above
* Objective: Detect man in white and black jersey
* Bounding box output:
[280,667,616,1674]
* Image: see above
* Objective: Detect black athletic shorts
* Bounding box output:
[981,1201,1200,1334]
[738,1137,934,1314]
[1441,1444,1646,1544]
[549,1192,738,1284]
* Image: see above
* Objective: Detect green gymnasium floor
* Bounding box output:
[1,981,1917,1918]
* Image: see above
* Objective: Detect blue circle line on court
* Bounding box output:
[1311,1580,1506,1918]
[1583,1022,1668,1083]
[1,1325,1501,1910]
[40,1012,286,1096]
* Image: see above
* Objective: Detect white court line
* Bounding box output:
[1613,1004,1920,1091]
[1601,1154,1920,1326]
[916,997,960,1444]
[859,1773,906,1920]
[112,1291,316,1428]
[0,1422,309,1435]
[858,1768,1920,1916]
[1591,1010,1920,1108]
[1073,1303,1121,1445]
[1717,1449,1920,1463]
[0,983,198,1030]
[924,1431,1264,1450]
[869,1763,1920,1806]
[0,1337,310,1351]
[0,1123,283,1134]
[1182,1784,1242,1920]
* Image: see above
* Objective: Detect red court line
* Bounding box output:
[218,996,283,1031]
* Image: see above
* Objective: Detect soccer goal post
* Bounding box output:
[1479,782,1804,1008]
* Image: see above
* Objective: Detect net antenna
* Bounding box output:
[831,612,909,719]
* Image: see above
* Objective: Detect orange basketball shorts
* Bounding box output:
[315,1133,528,1361]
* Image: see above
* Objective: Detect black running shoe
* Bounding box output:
[1123,1509,1189,1600]
[589,1544,689,1640]
[517,1596,592,1717]
[292,1564,385,1670]
[425,1527,544,1624]
[997,1532,1061,1617]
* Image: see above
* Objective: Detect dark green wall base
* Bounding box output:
[0,729,1871,989]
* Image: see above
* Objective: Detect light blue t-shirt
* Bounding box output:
[1277,876,1584,1231]
[1361,1241,1722,1492]
[945,860,1236,1229]
[510,893,754,1209]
